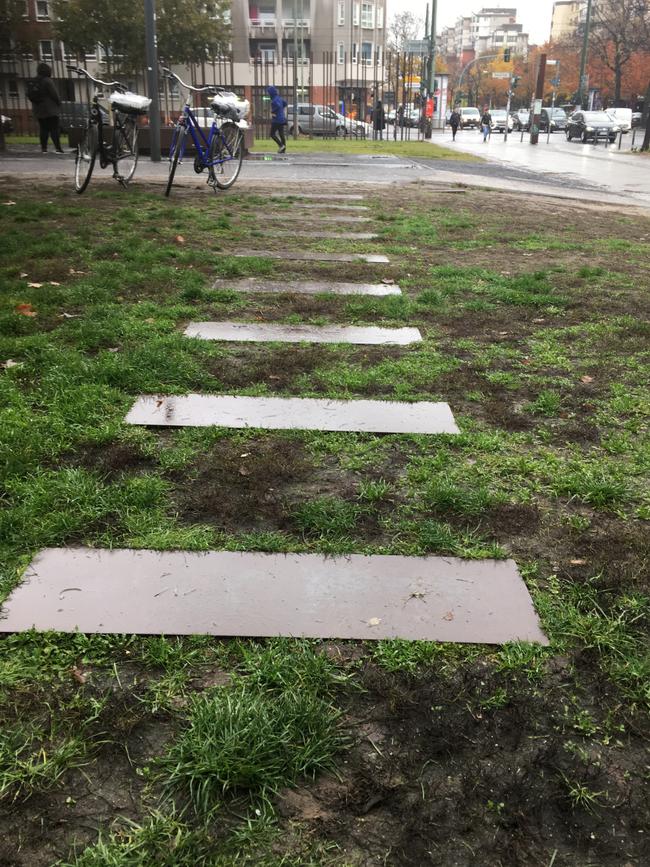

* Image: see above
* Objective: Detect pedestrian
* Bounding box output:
[449,107,461,141]
[28,62,63,154]
[267,85,287,154]
[481,106,492,142]
[373,99,385,141]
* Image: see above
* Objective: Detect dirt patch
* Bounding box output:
[62,441,158,478]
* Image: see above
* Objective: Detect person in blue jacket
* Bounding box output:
[267,86,287,153]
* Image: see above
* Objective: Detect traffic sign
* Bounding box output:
[405,40,430,54]
[492,72,511,79]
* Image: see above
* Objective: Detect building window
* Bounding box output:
[36,0,49,19]
[361,41,372,64]
[257,43,276,62]
[361,2,374,29]
[352,42,358,63]
[84,46,97,60]
[337,0,344,25]
[353,3,359,26]
[22,1,29,18]
[377,5,383,28]
[337,41,344,64]
[61,41,75,61]
[39,39,53,60]
[376,44,382,65]
[8,79,19,97]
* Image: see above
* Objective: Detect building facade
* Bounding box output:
[438,7,529,63]
[550,1,585,42]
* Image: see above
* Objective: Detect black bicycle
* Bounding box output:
[67,66,151,194]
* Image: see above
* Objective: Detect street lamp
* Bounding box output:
[578,0,593,109]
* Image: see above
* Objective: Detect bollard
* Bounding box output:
[618,130,623,150]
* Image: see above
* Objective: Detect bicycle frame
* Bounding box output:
[171,104,238,169]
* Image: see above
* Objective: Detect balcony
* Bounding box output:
[248,18,278,38]
[282,19,310,36]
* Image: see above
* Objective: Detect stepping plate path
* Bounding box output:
[184,322,421,345]
[0,548,549,644]
[125,394,459,434]
[270,193,365,200]
[264,231,378,240]
[212,278,401,296]
[232,250,389,264]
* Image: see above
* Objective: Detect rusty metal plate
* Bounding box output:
[0,549,548,645]
[232,251,389,264]
[212,279,401,296]
[184,322,421,346]
[125,395,459,434]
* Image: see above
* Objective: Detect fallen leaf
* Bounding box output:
[570,559,587,566]
[240,453,250,458]
[49,281,61,286]
[27,282,43,288]
[3,201,16,206]
[442,611,454,621]
[580,375,594,384]
[107,347,120,353]
[1,359,23,369]
[59,312,78,319]
[145,317,155,324]
[155,399,164,408]
[238,466,250,476]
[15,303,37,317]
[175,235,186,244]
[71,666,87,684]
[532,318,545,323]
[20,272,28,278]
[367,617,382,627]
[381,278,395,284]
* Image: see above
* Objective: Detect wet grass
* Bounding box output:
[0,179,649,865]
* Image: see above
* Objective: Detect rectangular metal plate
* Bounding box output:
[0,549,548,645]
[271,193,365,201]
[287,215,371,223]
[266,232,378,240]
[125,395,460,434]
[184,322,421,346]
[233,251,389,264]
[295,204,368,211]
[212,279,401,296]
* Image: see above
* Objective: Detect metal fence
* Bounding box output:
[1,49,432,142]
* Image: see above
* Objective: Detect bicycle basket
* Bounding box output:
[210,93,250,122]
[110,92,152,115]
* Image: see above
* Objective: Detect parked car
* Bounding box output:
[459,106,481,129]
[511,108,531,131]
[539,107,568,132]
[336,112,369,137]
[566,110,621,142]
[1,114,12,133]
[490,109,514,133]
[287,103,348,136]
[606,107,632,132]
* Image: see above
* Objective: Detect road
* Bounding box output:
[430,125,650,208]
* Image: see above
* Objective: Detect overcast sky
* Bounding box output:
[389,1,556,46]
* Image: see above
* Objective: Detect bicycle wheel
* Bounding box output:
[209,122,243,190]
[165,126,185,197]
[114,113,139,184]
[74,124,97,194]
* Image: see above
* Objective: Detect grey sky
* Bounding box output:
[388,1,556,46]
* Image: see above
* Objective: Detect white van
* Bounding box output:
[606,108,632,132]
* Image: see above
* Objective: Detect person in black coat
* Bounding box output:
[449,108,461,141]
[373,100,385,140]
[32,63,63,154]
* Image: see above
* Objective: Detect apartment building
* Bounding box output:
[549,1,585,42]
[438,7,529,63]
[230,0,387,117]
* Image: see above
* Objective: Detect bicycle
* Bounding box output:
[162,68,249,197]
[67,65,151,194]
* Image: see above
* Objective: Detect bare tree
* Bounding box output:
[590,0,649,102]
[388,10,424,54]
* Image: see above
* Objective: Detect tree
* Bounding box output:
[388,11,424,54]
[589,0,649,102]
[53,0,230,73]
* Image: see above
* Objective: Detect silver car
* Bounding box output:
[287,104,348,137]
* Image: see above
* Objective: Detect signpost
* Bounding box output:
[405,40,430,55]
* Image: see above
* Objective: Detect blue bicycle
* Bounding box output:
[162,68,249,197]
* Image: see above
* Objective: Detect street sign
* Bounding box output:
[405,40,429,54]
[550,78,561,87]
[492,72,511,79]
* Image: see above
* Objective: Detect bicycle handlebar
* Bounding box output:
[160,66,224,95]
[66,65,125,92]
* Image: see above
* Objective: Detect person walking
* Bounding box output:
[267,85,287,154]
[449,108,461,141]
[481,106,492,142]
[373,99,385,141]
[29,62,63,154]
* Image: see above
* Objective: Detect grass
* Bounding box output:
[0,178,649,865]
[252,135,480,161]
